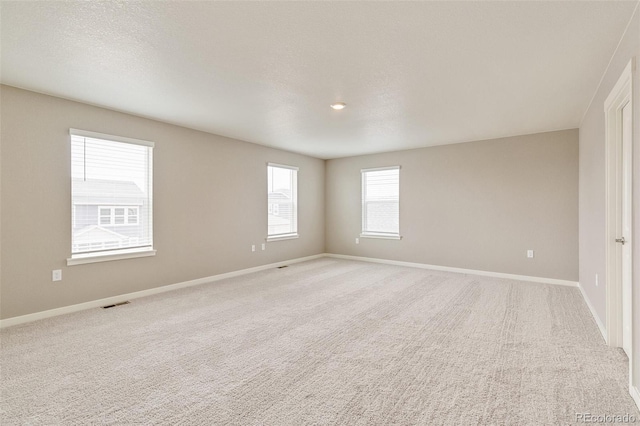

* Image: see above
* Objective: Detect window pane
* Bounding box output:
[267,165,297,236]
[365,202,399,233]
[99,208,111,225]
[127,208,138,224]
[71,132,153,255]
[114,208,125,225]
[362,168,400,235]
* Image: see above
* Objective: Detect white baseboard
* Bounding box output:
[0,253,581,329]
[631,385,640,412]
[0,254,325,329]
[577,283,607,343]
[325,253,578,287]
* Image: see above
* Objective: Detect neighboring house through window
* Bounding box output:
[361,166,401,239]
[69,129,154,263]
[267,163,298,240]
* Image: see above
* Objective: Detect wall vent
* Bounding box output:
[102,301,131,309]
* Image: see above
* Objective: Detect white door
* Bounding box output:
[621,100,633,357]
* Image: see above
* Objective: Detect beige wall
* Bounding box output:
[0,86,325,319]
[579,6,639,381]
[326,130,579,281]
[0,87,583,321]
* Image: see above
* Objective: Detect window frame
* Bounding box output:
[267,162,299,242]
[361,166,402,240]
[67,129,156,266]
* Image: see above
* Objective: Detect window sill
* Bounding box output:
[267,234,299,242]
[67,248,156,266]
[360,233,402,240]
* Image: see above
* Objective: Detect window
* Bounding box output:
[361,166,401,239]
[98,206,139,225]
[267,163,298,240]
[69,129,154,264]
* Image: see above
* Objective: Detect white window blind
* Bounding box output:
[70,129,154,257]
[267,163,298,240]
[362,166,400,238]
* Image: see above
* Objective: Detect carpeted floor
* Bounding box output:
[1,258,636,425]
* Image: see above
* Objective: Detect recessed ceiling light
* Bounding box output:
[330,102,346,110]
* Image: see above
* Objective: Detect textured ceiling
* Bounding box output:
[1,1,637,159]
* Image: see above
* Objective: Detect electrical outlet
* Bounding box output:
[52,269,62,282]
[355,238,359,244]
[251,245,256,252]
[527,250,534,259]
[595,273,599,287]
[261,243,266,251]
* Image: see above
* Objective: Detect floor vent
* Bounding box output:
[277,265,289,269]
[102,301,131,309]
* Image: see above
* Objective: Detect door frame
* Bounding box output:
[604,58,634,381]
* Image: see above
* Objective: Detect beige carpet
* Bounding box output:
[1,258,636,425]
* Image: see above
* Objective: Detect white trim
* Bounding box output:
[147,147,154,255]
[67,248,156,266]
[360,233,402,240]
[630,386,640,412]
[267,233,299,242]
[360,165,401,172]
[604,60,634,112]
[2,254,325,329]
[3,253,581,329]
[578,283,607,342]
[3,250,638,410]
[267,162,299,171]
[604,59,634,348]
[70,128,155,148]
[325,253,578,287]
